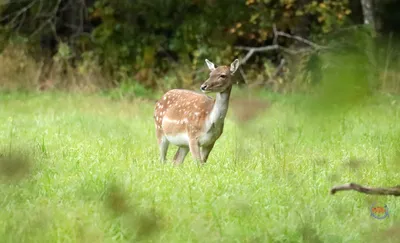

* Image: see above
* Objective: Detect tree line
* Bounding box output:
[0,0,399,92]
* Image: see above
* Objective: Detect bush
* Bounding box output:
[6,0,396,95]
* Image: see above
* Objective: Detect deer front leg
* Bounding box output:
[200,142,215,163]
[189,138,202,164]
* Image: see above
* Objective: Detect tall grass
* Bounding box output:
[0,87,399,242]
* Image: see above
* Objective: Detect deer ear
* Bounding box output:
[230,59,240,74]
[205,59,216,71]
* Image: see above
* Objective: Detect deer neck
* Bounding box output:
[207,85,232,129]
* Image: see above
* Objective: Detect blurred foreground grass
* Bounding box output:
[0,88,399,243]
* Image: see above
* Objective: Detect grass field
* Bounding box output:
[0,90,399,243]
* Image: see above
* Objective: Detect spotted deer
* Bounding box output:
[154,59,240,165]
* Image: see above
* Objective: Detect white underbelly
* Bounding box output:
[164,127,222,147]
[165,133,189,146]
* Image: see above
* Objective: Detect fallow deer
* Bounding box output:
[153,59,240,165]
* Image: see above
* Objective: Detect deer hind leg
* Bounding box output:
[173,146,189,165]
[157,131,169,163]
[200,142,215,163]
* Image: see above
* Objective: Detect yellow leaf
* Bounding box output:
[246,0,255,5]
[283,12,291,17]
[250,13,260,24]
[260,30,268,39]
[236,23,242,28]
[319,3,326,8]
[318,16,324,22]
[345,9,351,15]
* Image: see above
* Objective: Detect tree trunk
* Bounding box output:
[359,0,379,93]
[360,0,376,32]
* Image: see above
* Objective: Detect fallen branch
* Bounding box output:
[249,58,286,88]
[274,30,323,49]
[267,58,286,84]
[236,45,310,64]
[330,183,400,196]
[235,24,328,65]
[238,66,248,84]
[236,45,278,64]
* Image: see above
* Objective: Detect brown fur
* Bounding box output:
[154,89,214,138]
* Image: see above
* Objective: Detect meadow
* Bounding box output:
[0,89,399,243]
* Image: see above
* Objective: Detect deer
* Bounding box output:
[153,58,240,165]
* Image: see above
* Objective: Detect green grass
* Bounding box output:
[0,90,399,243]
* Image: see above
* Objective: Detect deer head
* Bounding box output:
[200,59,240,93]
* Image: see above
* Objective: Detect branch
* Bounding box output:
[249,58,286,88]
[236,45,311,65]
[235,24,328,65]
[29,17,52,38]
[0,0,31,6]
[330,183,400,196]
[235,45,279,64]
[267,58,286,84]
[32,0,44,21]
[238,66,248,84]
[273,26,325,50]
[1,0,39,25]
[272,24,278,45]
[29,0,61,38]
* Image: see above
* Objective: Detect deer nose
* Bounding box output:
[200,84,208,91]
